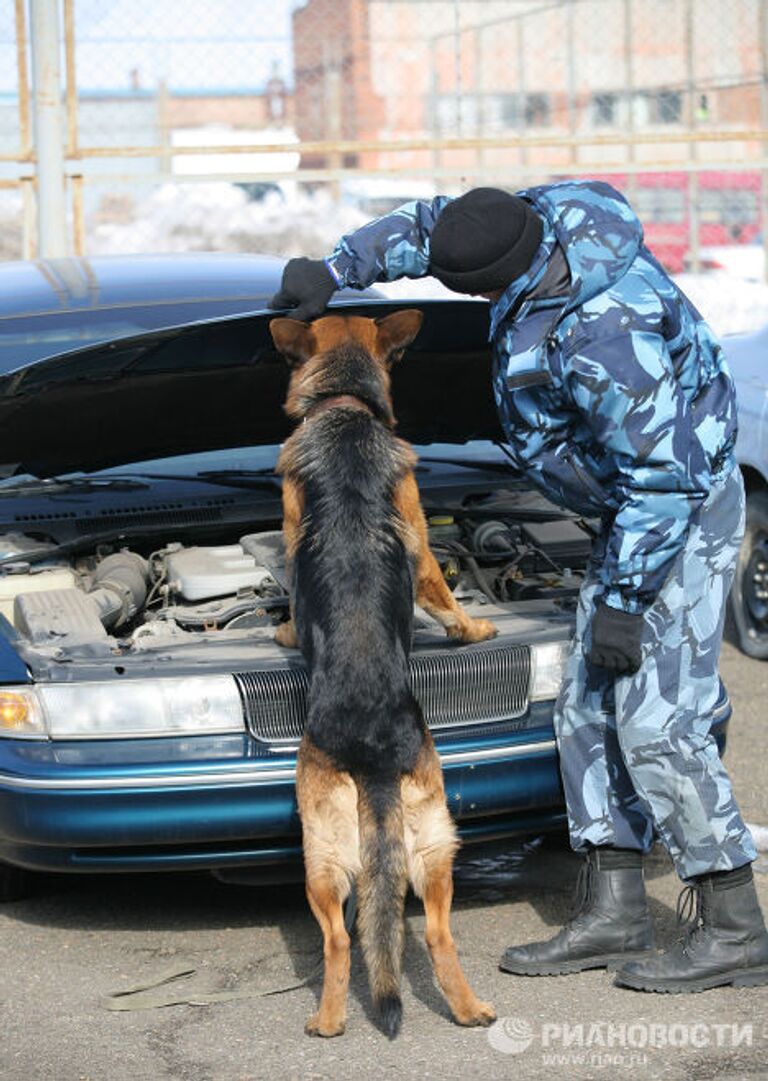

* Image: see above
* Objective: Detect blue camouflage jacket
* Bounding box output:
[325,180,737,615]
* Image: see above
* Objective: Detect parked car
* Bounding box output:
[724,323,768,658]
[0,251,294,367]
[0,255,733,901]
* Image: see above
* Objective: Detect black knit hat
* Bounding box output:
[429,187,544,294]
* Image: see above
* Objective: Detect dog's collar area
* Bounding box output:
[302,394,374,423]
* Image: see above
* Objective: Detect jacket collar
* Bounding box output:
[487,214,558,340]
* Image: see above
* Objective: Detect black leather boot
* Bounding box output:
[615,863,768,993]
[499,847,654,976]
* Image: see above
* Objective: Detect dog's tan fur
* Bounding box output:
[296,732,495,1035]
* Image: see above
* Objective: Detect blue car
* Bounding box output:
[0,254,732,900]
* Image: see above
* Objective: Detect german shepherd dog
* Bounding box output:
[270,311,497,1039]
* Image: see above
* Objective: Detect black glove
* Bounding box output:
[269,258,337,321]
[587,603,644,675]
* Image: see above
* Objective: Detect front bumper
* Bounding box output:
[0,694,731,874]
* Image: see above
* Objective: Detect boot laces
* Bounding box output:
[567,857,595,925]
[675,883,705,952]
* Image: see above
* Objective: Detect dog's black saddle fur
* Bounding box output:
[286,404,427,781]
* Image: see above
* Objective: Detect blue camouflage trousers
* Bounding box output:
[554,465,757,881]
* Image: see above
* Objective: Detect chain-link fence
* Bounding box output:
[1,0,766,306]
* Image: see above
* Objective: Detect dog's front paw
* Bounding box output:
[454,999,496,1027]
[305,1012,346,1038]
[448,617,498,644]
[275,619,298,648]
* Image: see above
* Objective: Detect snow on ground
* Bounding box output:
[671,272,768,339]
[86,183,370,261]
[375,276,460,301]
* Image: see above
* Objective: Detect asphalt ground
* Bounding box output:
[1,637,767,1081]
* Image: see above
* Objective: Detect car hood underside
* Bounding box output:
[0,300,502,477]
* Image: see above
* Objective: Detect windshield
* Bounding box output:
[0,300,275,369]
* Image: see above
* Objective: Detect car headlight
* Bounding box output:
[529,639,571,702]
[0,676,245,740]
[0,689,47,738]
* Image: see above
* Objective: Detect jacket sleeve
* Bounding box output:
[325,197,453,289]
[566,329,711,615]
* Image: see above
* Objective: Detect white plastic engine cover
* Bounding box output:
[1,565,78,624]
[165,545,275,601]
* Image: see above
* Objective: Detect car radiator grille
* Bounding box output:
[235,644,531,745]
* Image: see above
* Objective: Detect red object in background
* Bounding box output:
[588,171,761,273]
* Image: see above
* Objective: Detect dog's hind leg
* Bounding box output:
[402,739,496,1028]
[296,737,360,1037]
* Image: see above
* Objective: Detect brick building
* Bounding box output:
[290,0,763,180]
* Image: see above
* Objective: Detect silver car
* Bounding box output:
[724,322,768,657]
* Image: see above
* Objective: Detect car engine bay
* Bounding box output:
[0,493,594,662]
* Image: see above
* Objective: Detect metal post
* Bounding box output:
[474,26,484,181]
[70,173,84,256]
[20,176,36,259]
[63,0,78,158]
[685,0,700,274]
[453,0,462,137]
[566,0,577,168]
[29,0,67,257]
[624,0,637,207]
[322,38,342,201]
[516,14,527,179]
[158,78,172,178]
[14,0,31,160]
[430,37,440,188]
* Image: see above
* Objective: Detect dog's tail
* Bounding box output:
[355,771,407,1039]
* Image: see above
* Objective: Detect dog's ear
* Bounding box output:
[375,309,423,365]
[269,318,315,367]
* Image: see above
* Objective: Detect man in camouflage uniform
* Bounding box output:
[271,181,768,992]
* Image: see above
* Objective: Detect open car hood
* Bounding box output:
[0,299,502,478]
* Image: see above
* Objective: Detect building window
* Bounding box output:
[655,90,682,124]
[459,96,479,133]
[699,189,758,227]
[524,93,550,127]
[434,94,479,134]
[592,92,617,126]
[471,94,523,131]
[434,96,457,133]
[630,92,651,126]
[633,187,686,225]
[501,94,521,127]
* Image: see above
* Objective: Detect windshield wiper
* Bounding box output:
[0,471,284,570]
[123,468,280,480]
[0,532,130,569]
[0,491,283,569]
[194,467,280,484]
[131,468,282,492]
[417,456,521,474]
[0,476,151,494]
[101,467,281,486]
[2,469,283,495]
